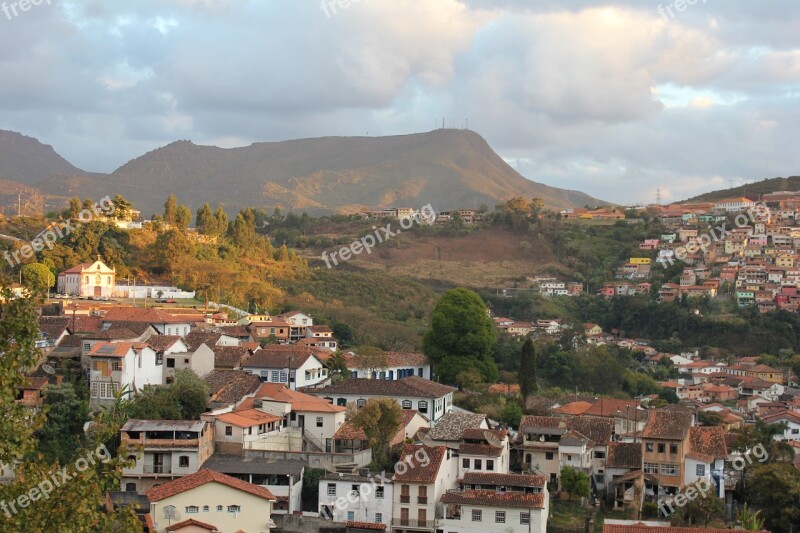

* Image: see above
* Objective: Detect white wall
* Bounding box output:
[318,479,393,526]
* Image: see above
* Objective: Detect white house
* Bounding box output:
[87,342,162,404]
[146,337,213,384]
[145,469,276,533]
[457,429,511,477]
[309,376,456,425]
[101,307,193,337]
[242,346,329,390]
[57,258,116,298]
[392,445,458,533]
[275,311,314,341]
[345,351,432,381]
[683,426,727,499]
[440,472,549,533]
[762,411,800,441]
[319,471,393,527]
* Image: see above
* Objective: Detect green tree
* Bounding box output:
[422,288,498,383]
[349,398,403,470]
[500,401,523,428]
[175,204,192,232]
[674,488,724,527]
[126,386,182,420]
[560,465,590,501]
[353,347,388,377]
[456,368,483,390]
[21,263,55,293]
[746,462,800,532]
[325,351,349,382]
[171,369,210,419]
[195,203,216,235]
[35,383,89,465]
[737,504,766,531]
[697,411,724,427]
[518,338,537,402]
[214,204,229,236]
[110,194,133,221]
[163,193,178,225]
[66,197,82,219]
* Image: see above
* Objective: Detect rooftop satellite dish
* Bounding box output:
[484,430,504,449]
[41,364,56,375]
[418,432,436,447]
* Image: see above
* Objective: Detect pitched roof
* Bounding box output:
[333,421,367,440]
[566,416,613,446]
[244,345,323,369]
[687,426,728,462]
[102,307,188,324]
[38,317,70,339]
[252,383,346,413]
[392,445,447,483]
[554,401,594,415]
[762,410,800,424]
[204,369,261,406]
[459,443,505,457]
[607,442,643,469]
[311,376,456,399]
[642,409,693,440]
[87,342,133,358]
[216,408,282,428]
[344,351,429,368]
[212,346,249,369]
[145,469,275,503]
[183,331,222,351]
[461,472,546,488]
[426,413,488,441]
[345,522,385,531]
[441,489,546,509]
[107,321,155,336]
[584,399,641,417]
[167,518,219,532]
[146,335,184,352]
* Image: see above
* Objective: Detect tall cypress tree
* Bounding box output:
[519,338,537,402]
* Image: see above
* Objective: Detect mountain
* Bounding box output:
[686,176,800,203]
[0,130,86,183]
[0,129,609,215]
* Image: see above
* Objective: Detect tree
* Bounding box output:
[36,383,89,465]
[325,351,349,382]
[349,398,403,470]
[196,203,216,235]
[163,194,178,225]
[456,368,483,390]
[214,205,229,236]
[66,197,82,219]
[737,504,766,531]
[518,338,537,402]
[175,204,192,232]
[21,263,55,293]
[422,288,498,383]
[746,462,800,532]
[171,369,211,419]
[110,194,133,221]
[353,347,388,377]
[560,465,590,501]
[126,386,182,420]
[674,489,724,527]
[0,290,141,531]
[697,411,724,427]
[500,401,523,428]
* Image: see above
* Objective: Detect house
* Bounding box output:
[203,455,304,514]
[211,345,250,370]
[424,412,489,448]
[391,445,458,533]
[17,376,51,412]
[204,369,262,409]
[439,472,549,533]
[102,307,193,337]
[274,311,314,341]
[249,319,291,343]
[120,419,215,493]
[761,411,800,441]
[584,323,602,336]
[605,443,643,510]
[147,336,213,384]
[308,377,456,424]
[319,471,393,527]
[345,352,432,381]
[212,408,285,455]
[57,258,116,298]
[145,469,276,533]
[242,345,329,390]
[683,426,727,498]
[641,409,694,503]
[87,342,162,404]
[331,409,427,455]
[457,429,511,477]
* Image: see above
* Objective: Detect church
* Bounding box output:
[56,257,116,298]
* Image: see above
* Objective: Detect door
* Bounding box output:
[298,414,305,430]
[400,508,409,526]
[418,508,427,525]
[94,286,102,298]
[153,454,164,474]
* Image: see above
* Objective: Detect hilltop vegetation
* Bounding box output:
[687,175,800,202]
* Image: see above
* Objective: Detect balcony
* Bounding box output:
[122,435,200,449]
[142,464,172,474]
[400,495,410,503]
[391,518,435,530]
[418,497,428,504]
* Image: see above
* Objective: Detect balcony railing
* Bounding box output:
[391,518,435,529]
[400,495,410,503]
[418,497,428,504]
[142,464,172,474]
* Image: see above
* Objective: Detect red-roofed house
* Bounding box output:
[102,306,193,336]
[392,445,457,532]
[145,469,276,533]
[57,258,116,298]
[87,342,161,404]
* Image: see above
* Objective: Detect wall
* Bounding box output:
[244,448,372,469]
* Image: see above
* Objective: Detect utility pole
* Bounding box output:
[17,192,21,217]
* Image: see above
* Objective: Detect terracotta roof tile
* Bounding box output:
[103,306,188,324]
[255,383,346,413]
[205,369,261,406]
[687,426,727,462]
[167,518,218,532]
[311,376,456,399]
[641,409,693,440]
[607,442,643,469]
[244,345,324,369]
[146,469,275,503]
[184,332,222,351]
[146,335,183,352]
[554,401,594,415]
[392,445,447,483]
[461,472,546,488]
[216,408,282,428]
[426,413,487,441]
[441,489,546,509]
[212,346,249,369]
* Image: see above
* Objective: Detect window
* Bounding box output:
[402,400,412,409]
[279,371,287,382]
[472,509,482,522]
[670,444,678,454]
[186,506,199,514]
[660,463,679,476]
[337,398,347,406]
[520,512,530,525]
[375,513,383,523]
[496,511,506,523]
[545,452,554,460]
[376,486,384,499]
[125,483,136,492]
[594,451,606,459]
[347,511,354,521]
[418,401,428,414]
[156,354,163,365]
[696,464,706,476]
[202,506,209,512]
[646,443,654,452]
[356,399,366,408]
[462,458,470,469]
[658,443,665,453]
[111,361,122,372]
[351,485,360,496]
[166,358,175,368]
[567,454,572,461]
[272,371,279,382]
[792,428,799,434]
[179,456,189,467]
[327,484,336,496]
[227,505,240,513]
[474,459,482,470]
[486,460,494,470]
[289,370,296,382]
[225,426,233,436]
[644,462,658,474]
[316,417,324,428]
[216,505,223,512]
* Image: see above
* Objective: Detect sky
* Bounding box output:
[0,0,797,205]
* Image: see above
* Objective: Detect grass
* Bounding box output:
[549,499,593,529]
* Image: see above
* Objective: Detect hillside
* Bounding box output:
[0,129,608,215]
[686,175,800,202]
